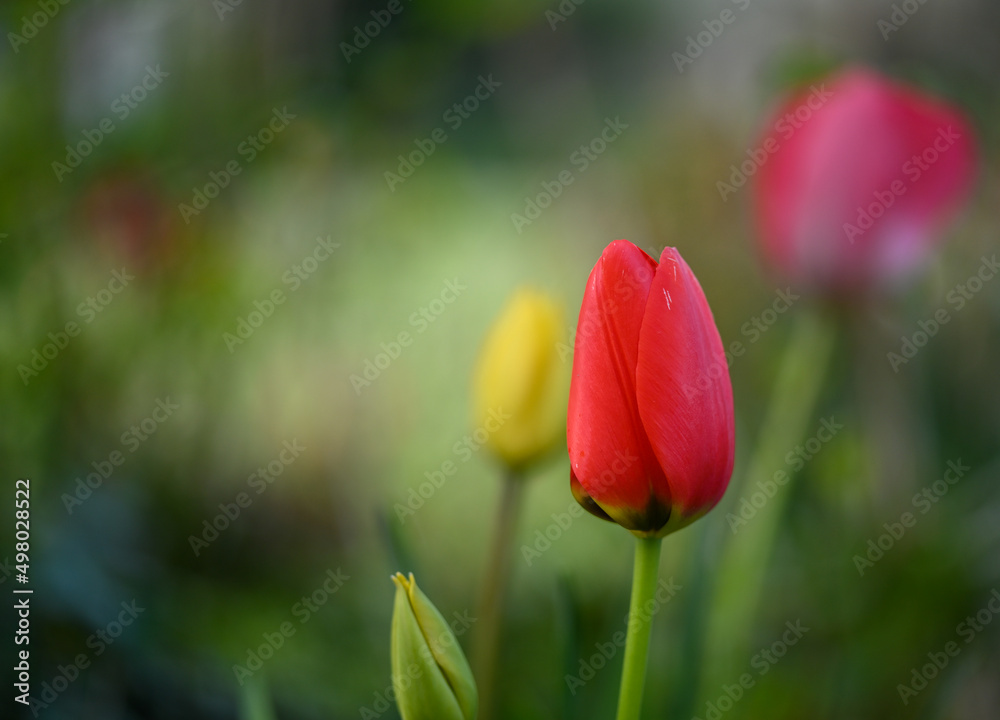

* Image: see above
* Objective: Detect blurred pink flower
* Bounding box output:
[754,68,977,292]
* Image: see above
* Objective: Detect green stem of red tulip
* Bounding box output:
[615,536,663,720]
[474,470,523,720]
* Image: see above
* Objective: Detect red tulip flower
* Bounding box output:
[755,68,977,291]
[567,240,735,537]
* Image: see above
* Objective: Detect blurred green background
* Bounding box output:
[2,0,999,718]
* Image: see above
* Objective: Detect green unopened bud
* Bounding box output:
[390,572,478,720]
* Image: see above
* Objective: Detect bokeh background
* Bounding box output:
[2,0,999,718]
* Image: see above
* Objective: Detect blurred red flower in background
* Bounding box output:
[754,68,977,292]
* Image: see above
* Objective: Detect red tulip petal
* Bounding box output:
[635,248,735,522]
[569,468,614,523]
[567,240,668,526]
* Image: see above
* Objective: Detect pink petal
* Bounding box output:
[755,68,976,290]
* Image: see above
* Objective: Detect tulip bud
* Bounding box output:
[390,572,477,720]
[567,241,735,538]
[754,68,977,292]
[473,288,568,471]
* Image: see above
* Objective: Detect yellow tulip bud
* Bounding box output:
[390,572,478,720]
[472,288,567,471]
